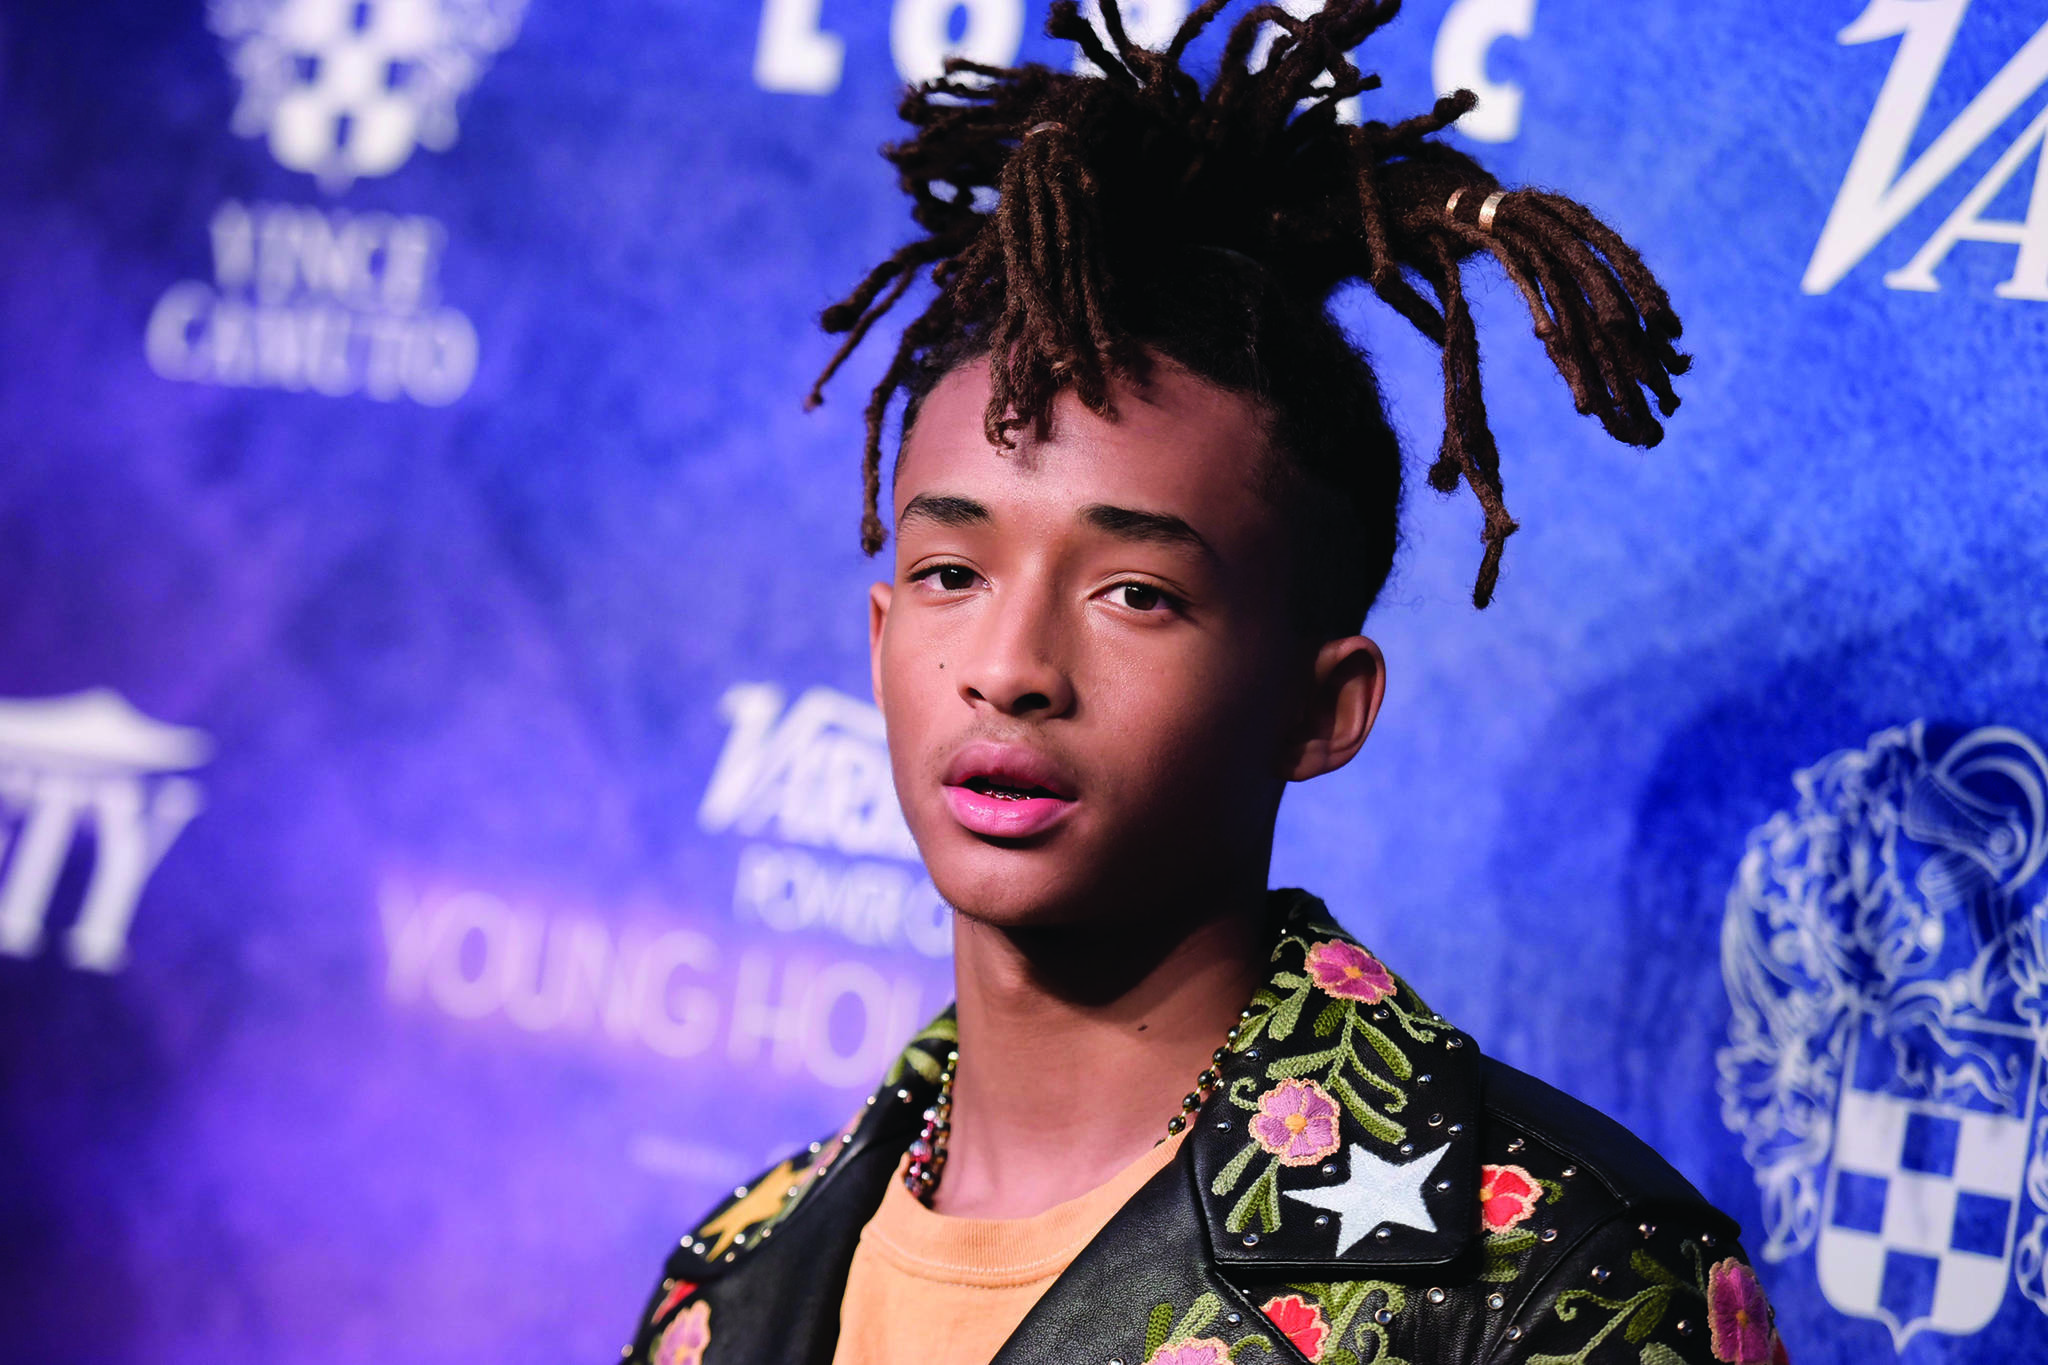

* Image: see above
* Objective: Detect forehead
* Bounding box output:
[894,358,1277,546]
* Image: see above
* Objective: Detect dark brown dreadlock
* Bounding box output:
[806,0,1686,614]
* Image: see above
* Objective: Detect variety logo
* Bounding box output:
[1807,0,2048,298]
[208,0,528,190]
[0,691,211,974]
[701,684,952,958]
[1720,722,2048,1350]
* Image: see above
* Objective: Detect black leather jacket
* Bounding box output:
[625,892,1784,1365]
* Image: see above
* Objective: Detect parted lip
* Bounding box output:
[941,740,1077,800]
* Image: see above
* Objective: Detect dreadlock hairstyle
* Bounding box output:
[805,0,1686,620]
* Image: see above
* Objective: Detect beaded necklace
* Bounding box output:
[903,1012,1248,1204]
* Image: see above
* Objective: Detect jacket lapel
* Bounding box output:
[1190,890,1484,1275]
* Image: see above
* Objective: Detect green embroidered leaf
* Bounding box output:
[1330,1074,1404,1145]
[1228,1159,1281,1233]
[1212,1141,1260,1198]
[1236,1012,1272,1050]
[1226,1334,1272,1360]
[1354,1020,1413,1079]
[1269,985,1311,1042]
[1639,1344,1686,1365]
[1310,1279,1369,1317]
[1489,1230,1539,1256]
[1171,1292,1223,1343]
[1313,999,1346,1037]
[1325,1349,1360,1365]
[1349,1064,1405,1100]
[1631,1250,1683,1288]
[1537,1177,1567,1202]
[1622,1286,1675,1343]
[1145,1303,1173,1359]
[1272,972,1307,989]
[1267,1047,1344,1078]
[881,1016,957,1085]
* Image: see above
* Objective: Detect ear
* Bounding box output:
[1285,635,1386,782]
[868,579,894,711]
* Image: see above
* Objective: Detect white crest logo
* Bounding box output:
[0,691,211,973]
[1719,722,2048,1350]
[207,0,528,190]
[1806,0,2048,298]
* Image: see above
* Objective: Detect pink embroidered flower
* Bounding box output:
[1259,1294,1329,1362]
[1707,1257,1775,1365]
[1250,1078,1343,1166]
[1305,940,1395,1003]
[1478,1163,1541,1233]
[653,1300,711,1365]
[1145,1338,1233,1365]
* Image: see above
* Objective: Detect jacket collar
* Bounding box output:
[684,889,1482,1279]
[1186,888,1484,1272]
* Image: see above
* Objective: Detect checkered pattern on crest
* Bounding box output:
[264,0,448,182]
[1816,1043,2036,1348]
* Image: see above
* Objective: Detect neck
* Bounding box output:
[931,890,1269,1219]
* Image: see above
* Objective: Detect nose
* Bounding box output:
[957,581,1075,719]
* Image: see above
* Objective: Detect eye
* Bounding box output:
[913,563,980,591]
[1115,582,1169,612]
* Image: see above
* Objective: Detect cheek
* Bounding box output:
[1104,635,1288,781]
[878,615,951,772]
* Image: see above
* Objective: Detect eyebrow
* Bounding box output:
[898,493,992,530]
[1081,503,1212,554]
[896,493,1212,556]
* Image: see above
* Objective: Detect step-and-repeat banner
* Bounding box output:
[3,2,2046,1362]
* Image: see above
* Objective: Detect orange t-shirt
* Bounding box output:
[830,1132,1187,1365]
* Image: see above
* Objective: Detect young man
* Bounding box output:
[625,4,1783,1363]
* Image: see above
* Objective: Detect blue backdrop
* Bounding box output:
[4,2,2047,1362]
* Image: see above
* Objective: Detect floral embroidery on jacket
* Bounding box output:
[1211,923,1447,1234]
[1141,1292,1272,1364]
[1304,941,1395,1003]
[1475,1160,1564,1284]
[649,1278,698,1325]
[1529,1240,1787,1365]
[651,1300,711,1365]
[1268,1280,1412,1365]
[1251,1079,1344,1166]
[1480,1163,1542,1233]
[1705,1258,1780,1365]
[1258,1294,1329,1361]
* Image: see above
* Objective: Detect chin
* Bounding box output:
[919,835,1110,932]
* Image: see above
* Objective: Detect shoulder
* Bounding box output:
[1472,1057,1778,1363]
[1478,1055,1730,1226]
